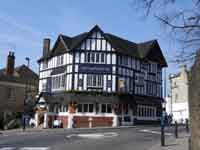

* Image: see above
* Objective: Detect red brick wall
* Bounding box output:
[57,116,68,128]
[73,116,113,128]
[74,116,89,128]
[92,117,113,127]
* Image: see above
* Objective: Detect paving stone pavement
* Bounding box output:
[149,132,189,150]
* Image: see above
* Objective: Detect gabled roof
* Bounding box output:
[104,33,139,58]
[0,65,38,84]
[38,25,167,67]
[138,40,167,67]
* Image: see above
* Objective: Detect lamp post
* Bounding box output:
[161,68,167,146]
[161,101,166,146]
[23,81,28,132]
[23,57,31,131]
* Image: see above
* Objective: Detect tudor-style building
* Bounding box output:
[35,25,167,128]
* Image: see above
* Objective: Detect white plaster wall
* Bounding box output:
[172,102,189,123]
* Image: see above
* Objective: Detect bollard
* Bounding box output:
[88,117,93,128]
[161,116,165,146]
[72,117,75,128]
[161,125,165,146]
[186,119,189,133]
[22,116,26,132]
[174,121,178,138]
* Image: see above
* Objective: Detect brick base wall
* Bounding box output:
[73,116,113,128]
[74,116,89,128]
[92,117,113,127]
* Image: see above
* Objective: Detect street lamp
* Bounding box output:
[25,57,30,68]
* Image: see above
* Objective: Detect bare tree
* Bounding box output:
[133,0,200,63]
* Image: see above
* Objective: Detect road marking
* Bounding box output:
[19,147,50,150]
[0,147,50,150]
[0,147,16,150]
[139,129,172,136]
[66,132,119,139]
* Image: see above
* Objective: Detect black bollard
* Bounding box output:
[161,115,165,146]
[161,125,165,146]
[186,119,189,133]
[23,117,26,132]
[174,121,178,138]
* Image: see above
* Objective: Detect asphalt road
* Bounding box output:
[0,126,184,150]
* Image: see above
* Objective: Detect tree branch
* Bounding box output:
[155,15,200,29]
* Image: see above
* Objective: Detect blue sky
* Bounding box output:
[0,0,185,92]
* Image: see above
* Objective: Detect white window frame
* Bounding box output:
[85,52,105,64]
[87,74,103,89]
[56,55,64,67]
[100,103,112,114]
[77,103,94,113]
[51,73,66,91]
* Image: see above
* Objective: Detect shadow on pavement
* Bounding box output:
[164,143,179,147]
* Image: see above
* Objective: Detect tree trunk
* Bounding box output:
[189,50,200,150]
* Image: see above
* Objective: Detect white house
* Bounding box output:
[168,65,189,123]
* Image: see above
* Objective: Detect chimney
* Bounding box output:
[43,38,50,57]
[6,51,15,76]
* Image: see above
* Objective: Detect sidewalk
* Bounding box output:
[149,132,189,150]
[0,128,50,135]
[0,126,136,136]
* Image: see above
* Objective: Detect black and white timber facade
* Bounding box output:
[35,25,167,128]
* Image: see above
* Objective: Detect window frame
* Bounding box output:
[77,103,94,113]
[87,74,103,89]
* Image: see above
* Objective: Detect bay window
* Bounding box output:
[52,74,65,90]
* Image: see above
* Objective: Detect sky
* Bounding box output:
[0,0,187,94]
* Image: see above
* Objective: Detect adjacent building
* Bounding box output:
[35,25,167,128]
[168,65,189,123]
[0,52,38,128]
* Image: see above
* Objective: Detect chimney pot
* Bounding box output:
[6,51,15,76]
[43,38,50,57]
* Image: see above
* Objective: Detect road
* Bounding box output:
[0,126,182,150]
